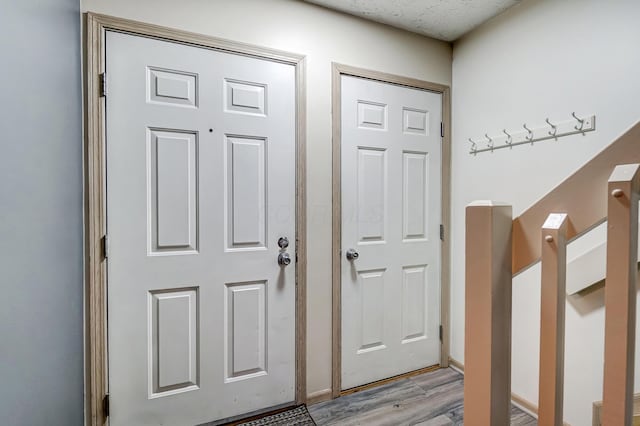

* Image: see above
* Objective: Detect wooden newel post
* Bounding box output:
[464,201,512,426]
[538,213,568,426]
[603,164,640,426]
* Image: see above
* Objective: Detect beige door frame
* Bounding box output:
[84,13,307,426]
[331,63,451,397]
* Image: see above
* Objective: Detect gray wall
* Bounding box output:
[0,0,84,425]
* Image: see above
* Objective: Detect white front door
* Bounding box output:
[340,75,442,389]
[105,31,297,425]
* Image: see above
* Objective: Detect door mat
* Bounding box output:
[238,405,316,426]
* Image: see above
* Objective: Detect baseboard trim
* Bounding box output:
[511,392,540,419]
[448,357,464,374]
[306,389,332,406]
[448,357,570,426]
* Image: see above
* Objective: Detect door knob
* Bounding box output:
[346,249,359,261]
[278,252,291,266]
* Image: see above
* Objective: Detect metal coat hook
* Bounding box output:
[485,134,493,151]
[503,129,512,146]
[572,112,585,132]
[523,123,533,142]
[468,138,477,153]
[545,118,558,137]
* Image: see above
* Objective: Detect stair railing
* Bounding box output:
[464,163,640,426]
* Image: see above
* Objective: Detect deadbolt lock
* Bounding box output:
[278,237,289,249]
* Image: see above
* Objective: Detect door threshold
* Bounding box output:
[199,401,297,426]
[340,364,440,397]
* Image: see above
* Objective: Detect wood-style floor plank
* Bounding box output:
[308,368,537,425]
[309,378,425,425]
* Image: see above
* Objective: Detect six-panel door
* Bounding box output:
[341,75,442,390]
[106,32,296,425]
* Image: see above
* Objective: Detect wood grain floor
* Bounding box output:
[308,368,537,425]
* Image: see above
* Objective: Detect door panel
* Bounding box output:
[106,31,296,425]
[401,265,428,343]
[150,129,198,252]
[149,288,199,397]
[403,152,428,240]
[358,268,387,353]
[341,75,441,390]
[226,136,267,248]
[225,281,267,381]
[357,148,387,242]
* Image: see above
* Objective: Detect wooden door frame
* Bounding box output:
[331,63,451,397]
[84,13,307,425]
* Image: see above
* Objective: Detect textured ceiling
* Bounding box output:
[303,0,521,41]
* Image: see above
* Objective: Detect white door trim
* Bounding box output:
[84,13,307,426]
[331,62,451,397]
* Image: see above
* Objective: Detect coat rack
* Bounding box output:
[468,113,596,155]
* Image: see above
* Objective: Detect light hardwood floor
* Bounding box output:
[309,368,536,425]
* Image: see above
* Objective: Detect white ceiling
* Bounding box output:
[303,0,521,41]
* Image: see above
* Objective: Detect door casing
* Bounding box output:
[331,63,451,397]
[84,13,307,426]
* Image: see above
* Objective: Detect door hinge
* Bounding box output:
[102,394,110,418]
[440,224,444,241]
[99,73,107,97]
[440,122,444,138]
[439,325,443,342]
[101,234,109,260]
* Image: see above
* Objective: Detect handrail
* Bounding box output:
[512,121,640,275]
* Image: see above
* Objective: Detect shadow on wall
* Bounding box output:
[567,264,640,316]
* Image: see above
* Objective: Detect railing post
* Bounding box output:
[538,213,568,426]
[603,164,640,426]
[464,201,512,426]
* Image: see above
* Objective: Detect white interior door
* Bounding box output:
[105,31,297,425]
[341,75,442,389]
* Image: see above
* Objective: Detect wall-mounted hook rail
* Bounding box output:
[468,113,596,154]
